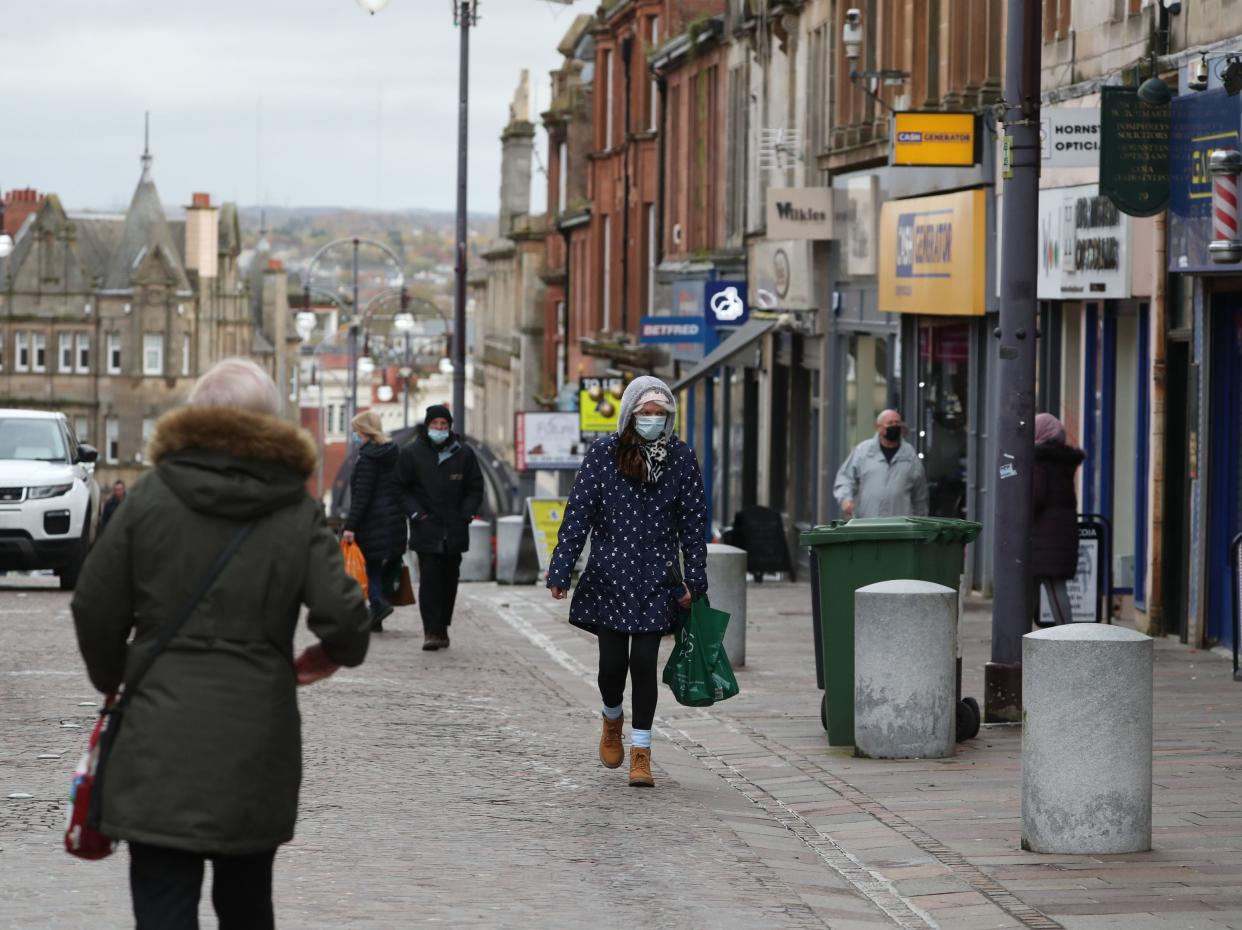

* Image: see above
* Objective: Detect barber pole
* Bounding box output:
[1209,148,1242,264]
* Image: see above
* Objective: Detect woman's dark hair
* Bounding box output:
[615,420,646,482]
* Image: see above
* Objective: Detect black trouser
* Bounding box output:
[597,628,663,730]
[129,841,277,930]
[417,551,462,635]
[364,558,390,612]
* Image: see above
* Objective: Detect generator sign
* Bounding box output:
[892,112,979,167]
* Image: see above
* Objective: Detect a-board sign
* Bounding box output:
[527,497,569,573]
[1039,519,1107,624]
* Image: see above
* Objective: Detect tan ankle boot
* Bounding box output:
[599,713,625,769]
[628,746,654,787]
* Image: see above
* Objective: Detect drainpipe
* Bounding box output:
[560,223,572,390]
[1146,210,1168,634]
[621,37,633,339]
[656,70,668,270]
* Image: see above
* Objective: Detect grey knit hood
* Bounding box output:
[617,375,677,440]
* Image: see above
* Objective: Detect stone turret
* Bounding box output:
[498,70,535,238]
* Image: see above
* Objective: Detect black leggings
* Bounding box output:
[597,628,662,730]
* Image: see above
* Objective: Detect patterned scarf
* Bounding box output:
[639,435,670,484]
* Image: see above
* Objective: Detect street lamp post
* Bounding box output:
[356,0,474,432]
[393,308,416,429]
[987,0,1043,723]
[451,0,477,435]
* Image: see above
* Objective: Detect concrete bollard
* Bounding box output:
[854,580,957,759]
[460,519,493,582]
[706,543,747,668]
[1022,624,1153,854]
[495,515,538,585]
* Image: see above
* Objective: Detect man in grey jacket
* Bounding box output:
[833,409,930,518]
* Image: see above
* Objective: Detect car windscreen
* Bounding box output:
[0,418,70,463]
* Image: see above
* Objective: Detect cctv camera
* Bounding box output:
[843,8,863,60]
[1189,55,1209,92]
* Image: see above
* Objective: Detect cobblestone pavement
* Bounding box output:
[0,574,892,930]
[6,573,1242,930]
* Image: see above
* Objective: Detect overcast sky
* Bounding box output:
[2,0,583,214]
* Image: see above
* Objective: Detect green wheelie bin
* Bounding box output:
[799,517,982,747]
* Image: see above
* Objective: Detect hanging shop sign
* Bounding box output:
[1169,88,1242,272]
[1100,86,1170,218]
[748,240,815,311]
[527,497,569,573]
[844,175,878,277]
[704,280,750,327]
[1040,108,1102,167]
[578,376,628,436]
[892,112,980,167]
[765,187,834,240]
[1037,184,1132,299]
[878,189,987,316]
[515,411,585,471]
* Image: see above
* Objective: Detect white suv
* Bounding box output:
[0,410,101,590]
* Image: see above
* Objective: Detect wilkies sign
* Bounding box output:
[765,187,834,239]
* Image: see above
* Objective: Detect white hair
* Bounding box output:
[188,358,280,415]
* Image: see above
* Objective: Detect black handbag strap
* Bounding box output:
[112,520,257,712]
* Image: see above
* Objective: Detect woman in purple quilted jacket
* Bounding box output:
[547,376,707,788]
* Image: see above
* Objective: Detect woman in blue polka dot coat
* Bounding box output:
[547,375,708,788]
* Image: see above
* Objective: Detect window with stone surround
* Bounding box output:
[143,334,163,376]
[15,332,27,372]
[32,333,46,373]
[105,416,119,464]
[59,334,73,372]
[76,334,90,373]
[107,333,121,374]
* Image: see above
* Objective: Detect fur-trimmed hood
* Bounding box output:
[150,405,318,477]
[147,405,318,519]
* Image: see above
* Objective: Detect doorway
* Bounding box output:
[1162,336,1191,642]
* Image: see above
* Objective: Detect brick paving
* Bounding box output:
[4,571,1242,928]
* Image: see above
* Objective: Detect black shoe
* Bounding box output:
[441,629,450,648]
[370,603,394,632]
[422,633,442,651]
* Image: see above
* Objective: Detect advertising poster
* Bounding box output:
[579,376,628,436]
[527,497,569,573]
[1039,522,1104,624]
[515,412,585,471]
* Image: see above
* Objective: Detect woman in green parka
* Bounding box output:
[71,358,371,930]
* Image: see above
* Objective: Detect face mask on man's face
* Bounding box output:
[428,428,450,445]
[635,415,666,441]
[883,424,902,443]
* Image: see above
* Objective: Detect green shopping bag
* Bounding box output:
[662,597,740,707]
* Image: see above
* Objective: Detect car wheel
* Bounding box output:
[58,518,91,591]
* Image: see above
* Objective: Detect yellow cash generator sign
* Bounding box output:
[878,189,987,316]
[892,112,979,167]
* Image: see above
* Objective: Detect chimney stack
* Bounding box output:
[3,188,45,236]
[184,192,219,278]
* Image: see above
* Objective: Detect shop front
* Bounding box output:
[1167,79,1242,650]
[1036,182,1152,620]
[877,187,996,588]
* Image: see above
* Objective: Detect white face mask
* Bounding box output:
[635,415,666,441]
[427,428,450,445]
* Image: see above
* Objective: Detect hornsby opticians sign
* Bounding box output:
[892,112,979,167]
[765,187,834,239]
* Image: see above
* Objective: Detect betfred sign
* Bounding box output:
[639,316,706,343]
[1040,108,1101,167]
[765,187,833,240]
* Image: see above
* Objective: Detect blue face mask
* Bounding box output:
[634,415,666,441]
[428,428,450,445]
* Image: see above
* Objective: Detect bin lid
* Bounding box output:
[799,516,982,546]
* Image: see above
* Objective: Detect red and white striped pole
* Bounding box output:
[1209,148,1242,264]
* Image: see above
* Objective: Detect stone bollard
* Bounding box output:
[854,580,957,759]
[1022,624,1153,854]
[460,519,493,582]
[495,515,538,585]
[706,543,747,668]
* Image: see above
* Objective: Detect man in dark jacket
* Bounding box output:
[397,404,484,650]
[99,479,125,531]
[71,358,370,930]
